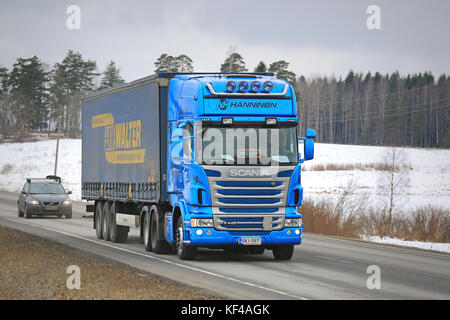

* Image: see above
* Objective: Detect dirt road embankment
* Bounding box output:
[0,225,219,300]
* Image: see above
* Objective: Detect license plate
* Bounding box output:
[239,237,262,245]
[46,206,58,211]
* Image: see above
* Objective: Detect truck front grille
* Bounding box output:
[213,214,285,231]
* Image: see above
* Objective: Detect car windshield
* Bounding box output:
[197,126,298,166]
[29,183,66,194]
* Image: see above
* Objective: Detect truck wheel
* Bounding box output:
[175,216,196,260]
[102,201,111,241]
[95,202,103,239]
[143,211,152,252]
[272,245,294,260]
[109,202,128,243]
[150,207,169,254]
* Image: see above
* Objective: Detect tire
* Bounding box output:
[272,245,294,260]
[175,215,196,260]
[150,206,169,254]
[102,201,111,241]
[109,202,128,243]
[18,207,24,218]
[143,210,152,252]
[65,213,72,219]
[95,202,103,239]
[24,205,31,219]
[57,214,63,218]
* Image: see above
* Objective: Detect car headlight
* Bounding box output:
[190,218,213,228]
[63,200,71,205]
[285,218,302,227]
[28,200,39,205]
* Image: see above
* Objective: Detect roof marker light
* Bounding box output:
[263,81,273,93]
[238,81,249,92]
[250,81,261,92]
[226,81,236,93]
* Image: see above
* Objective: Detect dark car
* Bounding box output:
[17,176,72,219]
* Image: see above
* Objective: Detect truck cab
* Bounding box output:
[164,74,316,260]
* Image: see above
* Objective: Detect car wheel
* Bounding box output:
[18,207,24,218]
[65,213,72,219]
[175,215,196,260]
[24,205,31,219]
[95,202,103,239]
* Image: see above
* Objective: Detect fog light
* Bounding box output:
[226,81,236,93]
[295,229,300,235]
[196,229,203,235]
[238,81,249,92]
[286,229,292,235]
[250,81,261,92]
[263,81,273,93]
[206,230,212,235]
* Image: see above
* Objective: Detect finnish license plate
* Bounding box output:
[46,206,58,211]
[239,237,262,245]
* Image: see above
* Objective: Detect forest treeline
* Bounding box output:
[0,49,449,147]
[297,71,450,148]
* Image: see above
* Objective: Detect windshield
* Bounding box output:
[197,126,298,166]
[29,183,66,194]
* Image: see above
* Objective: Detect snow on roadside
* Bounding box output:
[361,235,450,254]
[0,139,81,200]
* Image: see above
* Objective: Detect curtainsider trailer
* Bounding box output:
[82,72,316,260]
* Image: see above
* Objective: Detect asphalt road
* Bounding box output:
[0,191,449,300]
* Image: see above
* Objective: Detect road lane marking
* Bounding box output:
[316,255,353,264]
[2,217,309,300]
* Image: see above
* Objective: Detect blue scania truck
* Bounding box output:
[82,72,315,260]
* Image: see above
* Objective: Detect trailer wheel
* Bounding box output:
[150,207,169,254]
[175,216,196,260]
[272,245,294,260]
[143,210,152,252]
[95,201,103,239]
[109,202,128,243]
[102,201,111,241]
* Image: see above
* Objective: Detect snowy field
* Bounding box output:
[0,139,449,252]
[301,143,450,212]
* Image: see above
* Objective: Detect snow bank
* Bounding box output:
[361,235,450,253]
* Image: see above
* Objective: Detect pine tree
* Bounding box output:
[49,50,98,137]
[268,60,296,85]
[154,54,194,73]
[99,61,125,90]
[220,52,247,73]
[254,61,267,73]
[8,56,49,132]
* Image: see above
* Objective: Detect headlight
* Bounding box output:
[28,200,39,205]
[63,200,71,205]
[191,218,213,228]
[285,218,302,227]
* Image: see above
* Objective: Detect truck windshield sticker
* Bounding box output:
[92,113,146,164]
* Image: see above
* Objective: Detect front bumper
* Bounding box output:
[186,227,302,246]
[27,205,72,215]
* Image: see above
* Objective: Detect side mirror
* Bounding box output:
[21,190,26,194]
[304,139,314,160]
[298,129,316,162]
[67,190,72,195]
[306,128,316,139]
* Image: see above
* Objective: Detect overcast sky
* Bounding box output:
[1,0,449,82]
